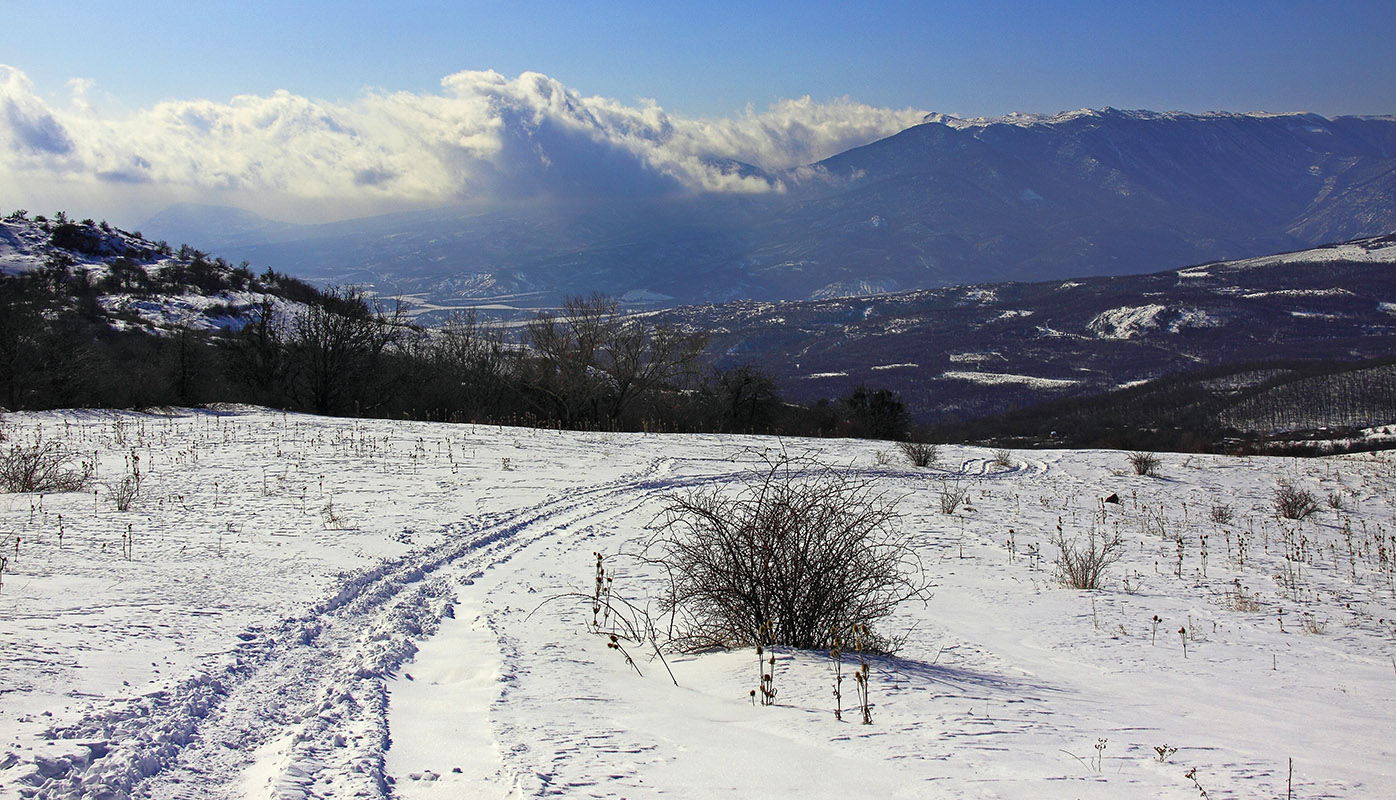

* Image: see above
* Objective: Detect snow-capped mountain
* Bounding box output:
[140,109,1396,314]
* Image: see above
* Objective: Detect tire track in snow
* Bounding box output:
[18,455,709,800]
[462,489,667,798]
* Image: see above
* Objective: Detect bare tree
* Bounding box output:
[423,310,512,420]
[226,298,287,405]
[524,294,707,427]
[286,287,405,415]
[523,293,618,425]
[0,280,48,409]
[711,363,783,433]
[600,315,707,424]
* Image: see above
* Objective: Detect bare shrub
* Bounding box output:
[1128,451,1161,476]
[1208,502,1235,526]
[108,476,140,511]
[1274,484,1318,520]
[1052,527,1124,590]
[938,478,969,515]
[898,440,939,468]
[1,440,92,493]
[991,448,1013,468]
[321,501,347,529]
[1301,613,1327,635]
[1223,580,1261,611]
[647,452,927,652]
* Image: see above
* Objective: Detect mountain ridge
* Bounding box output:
[136,108,1396,316]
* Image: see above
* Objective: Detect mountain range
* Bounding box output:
[139,108,1396,316]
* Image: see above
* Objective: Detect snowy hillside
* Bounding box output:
[0,213,314,336]
[2,408,1394,798]
[675,233,1396,425]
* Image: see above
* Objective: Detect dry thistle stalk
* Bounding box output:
[1185,767,1211,798]
[530,550,677,684]
[591,551,614,633]
[830,629,844,721]
[853,623,873,724]
[606,633,641,676]
[756,622,778,706]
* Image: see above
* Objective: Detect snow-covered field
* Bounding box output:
[2,408,1394,799]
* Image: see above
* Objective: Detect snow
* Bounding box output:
[942,371,1080,389]
[994,309,1034,321]
[1216,239,1396,270]
[0,222,48,276]
[2,408,1395,799]
[1166,307,1223,333]
[0,218,299,336]
[1242,288,1356,299]
[619,289,675,304]
[870,363,918,371]
[1088,304,1168,339]
[1088,304,1220,339]
[922,108,1240,131]
[97,291,296,333]
[809,280,899,300]
[957,288,998,306]
[949,351,1003,364]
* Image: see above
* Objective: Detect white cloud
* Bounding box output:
[0,65,926,222]
[1,66,76,159]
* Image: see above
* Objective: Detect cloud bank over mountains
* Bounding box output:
[0,65,926,222]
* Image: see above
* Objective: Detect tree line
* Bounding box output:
[0,272,913,439]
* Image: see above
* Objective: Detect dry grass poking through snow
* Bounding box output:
[0,409,1394,800]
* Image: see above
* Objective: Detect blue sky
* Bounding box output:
[2,0,1393,224]
[9,0,1394,116]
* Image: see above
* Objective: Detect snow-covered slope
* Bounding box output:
[1,408,1393,798]
[674,232,1396,424]
[0,215,308,335]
